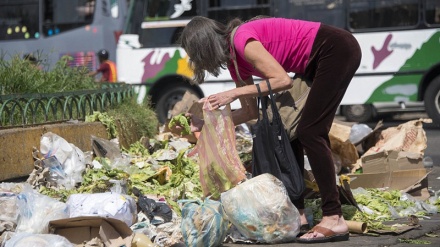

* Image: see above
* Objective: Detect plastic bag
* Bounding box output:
[221,173,301,244]
[39,132,86,189]
[349,123,373,144]
[180,198,229,247]
[15,184,68,234]
[66,192,137,226]
[192,102,246,199]
[5,232,73,247]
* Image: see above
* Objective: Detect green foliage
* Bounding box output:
[0,53,97,95]
[106,98,159,139]
[85,111,119,139]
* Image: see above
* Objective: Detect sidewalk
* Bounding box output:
[223,166,440,247]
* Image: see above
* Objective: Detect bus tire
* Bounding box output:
[424,75,440,126]
[341,104,374,123]
[155,85,200,124]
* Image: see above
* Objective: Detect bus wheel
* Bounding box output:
[341,104,374,123]
[155,86,200,124]
[424,76,440,125]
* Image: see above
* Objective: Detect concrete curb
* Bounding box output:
[0,122,108,181]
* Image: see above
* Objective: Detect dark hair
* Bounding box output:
[179,16,242,84]
[97,49,109,60]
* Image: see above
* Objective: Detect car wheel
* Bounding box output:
[424,75,440,125]
[155,86,200,124]
[341,104,374,123]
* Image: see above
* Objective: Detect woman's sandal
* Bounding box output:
[296,225,349,243]
[297,224,312,237]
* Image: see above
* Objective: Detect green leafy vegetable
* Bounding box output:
[168,113,191,136]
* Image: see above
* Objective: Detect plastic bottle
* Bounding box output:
[304,207,314,227]
[131,233,155,247]
[423,156,434,169]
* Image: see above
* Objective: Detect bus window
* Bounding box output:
[283,0,345,29]
[425,0,440,25]
[0,0,39,40]
[110,0,119,18]
[207,0,271,24]
[43,0,95,37]
[145,0,198,21]
[139,26,184,48]
[349,0,419,30]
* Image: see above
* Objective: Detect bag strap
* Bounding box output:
[265,79,282,122]
[230,26,247,87]
[255,84,264,122]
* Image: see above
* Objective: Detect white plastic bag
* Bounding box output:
[66,192,137,226]
[40,132,86,189]
[221,173,301,244]
[15,184,68,234]
[5,232,73,247]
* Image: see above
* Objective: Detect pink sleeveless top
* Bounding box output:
[228,18,320,81]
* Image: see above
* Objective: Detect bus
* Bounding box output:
[118,0,440,124]
[0,0,127,75]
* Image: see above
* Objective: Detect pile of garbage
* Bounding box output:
[0,115,440,246]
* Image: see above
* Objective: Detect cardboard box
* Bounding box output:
[361,150,424,173]
[347,168,429,192]
[49,216,133,247]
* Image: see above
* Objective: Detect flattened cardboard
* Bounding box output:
[49,216,133,247]
[361,150,423,173]
[347,168,428,192]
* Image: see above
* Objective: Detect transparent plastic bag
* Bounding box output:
[192,102,246,199]
[39,132,86,189]
[180,198,229,247]
[221,173,301,243]
[5,232,73,247]
[15,184,68,234]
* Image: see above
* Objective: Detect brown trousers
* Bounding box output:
[290,24,362,216]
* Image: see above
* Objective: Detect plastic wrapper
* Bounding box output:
[192,102,246,199]
[349,123,373,144]
[221,173,300,244]
[4,232,73,247]
[15,184,68,234]
[39,132,86,189]
[180,198,229,247]
[66,192,137,227]
[0,193,18,224]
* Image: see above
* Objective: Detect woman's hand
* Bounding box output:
[168,112,203,135]
[206,90,236,109]
[187,113,204,132]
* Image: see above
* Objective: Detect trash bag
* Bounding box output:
[192,101,246,199]
[66,192,137,227]
[39,132,86,189]
[133,187,173,225]
[180,198,229,247]
[15,184,68,234]
[221,173,301,244]
[5,232,73,247]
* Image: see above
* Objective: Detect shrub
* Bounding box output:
[106,98,159,140]
[0,53,97,94]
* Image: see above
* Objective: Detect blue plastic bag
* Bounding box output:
[180,198,229,247]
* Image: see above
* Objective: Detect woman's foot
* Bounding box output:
[297,215,349,243]
[298,209,309,226]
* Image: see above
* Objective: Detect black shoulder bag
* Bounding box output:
[251,80,305,201]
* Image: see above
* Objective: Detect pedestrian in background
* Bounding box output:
[179,16,361,243]
[89,49,117,82]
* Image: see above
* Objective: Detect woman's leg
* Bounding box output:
[297,24,361,238]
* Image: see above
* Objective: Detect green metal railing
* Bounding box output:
[0,83,134,128]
